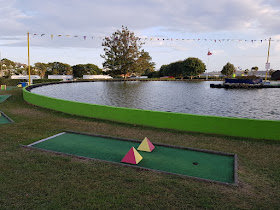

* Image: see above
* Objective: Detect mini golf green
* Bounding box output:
[0,95,11,103]
[0,112,13,124]
[27,131,237,185]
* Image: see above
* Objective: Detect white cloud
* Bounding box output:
[1,0,280,71]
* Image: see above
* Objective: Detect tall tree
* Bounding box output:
[101,26,143,79]
[34,62,48,78]
[221,62,235,77]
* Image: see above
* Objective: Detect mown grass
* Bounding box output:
[0,88,280,209]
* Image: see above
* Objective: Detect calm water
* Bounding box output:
[31,81,280,120]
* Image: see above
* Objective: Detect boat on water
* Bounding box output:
[225,78,263,84]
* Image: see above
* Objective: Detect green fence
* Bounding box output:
[23,85,280,141]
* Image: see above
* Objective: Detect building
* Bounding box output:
[48,75,73,81]
[83,75,113,79]
[11,75,41,84]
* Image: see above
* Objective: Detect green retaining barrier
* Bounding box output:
[23,84,280,141]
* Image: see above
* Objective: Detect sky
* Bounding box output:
[1,0,280,72]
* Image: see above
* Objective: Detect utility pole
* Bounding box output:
[265,38,271,82]
[0,51,2,77]
[27,32,31,85]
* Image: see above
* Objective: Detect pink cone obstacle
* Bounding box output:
[121,147,143,164]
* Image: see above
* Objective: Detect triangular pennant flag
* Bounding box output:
[121,147,143,164]
[137,137,155,152]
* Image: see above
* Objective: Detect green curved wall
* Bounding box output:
[23,86,280,141]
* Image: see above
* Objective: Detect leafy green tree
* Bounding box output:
[251,66,259,75]
[14,68,24,75]
[72,64,85,78]
[85,64,102,75]
[1,58,15,70]
[181,57,206,79]
[132,50,155,75]
[34,62,48,78]
[47,62,72,75]
[159,57,206,79]
[147,71,160,78]
[1,58,15,77]
[72,64,102,78]
[269,69,275,76]
[101,26,143,79]
[25,66,37,75]
[159,64,168,77]
[221,62,235,77]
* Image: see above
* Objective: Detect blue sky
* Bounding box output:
[1,0,280,71]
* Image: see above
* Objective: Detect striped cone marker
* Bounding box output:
[121,147,143,164]
[137,137,155,152]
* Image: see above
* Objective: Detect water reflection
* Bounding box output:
[31,81,280,120]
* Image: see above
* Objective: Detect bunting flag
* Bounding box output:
[28,33,279,43]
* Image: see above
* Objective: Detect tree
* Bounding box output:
[101,26,143,79]
[34,62,48,78]
[181,57,206,79]
[47,62,72,75]
[85,64,102,75]
[269,69,275,76]
[221,62,235,77]
[25,66,37,75]
[159,57,206,79]
[159,64,168,77]
[132,50,155,75]
[1,58,15,70]
[72,64,102,78]
[251,66,259,75]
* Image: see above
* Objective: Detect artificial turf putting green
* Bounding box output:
[0,94,11,103]
[27,131,237,185]
[0,111,13,124]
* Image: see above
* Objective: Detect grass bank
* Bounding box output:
[0,88,280,209]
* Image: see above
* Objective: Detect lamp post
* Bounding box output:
[27,32,31,85]
[265,38,271,82]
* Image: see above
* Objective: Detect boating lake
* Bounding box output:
[31,81,280,120]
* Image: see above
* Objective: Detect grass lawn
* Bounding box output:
[0,88,279,209]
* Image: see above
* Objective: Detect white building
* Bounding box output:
[48,75,73,81]
[11,75,41,84]
[83,75,113,79]
[11,75,41,79]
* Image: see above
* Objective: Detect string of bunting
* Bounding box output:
[31,33,279,43]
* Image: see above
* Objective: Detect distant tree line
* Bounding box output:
[0,58,102,79]
[220,62,271,77]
